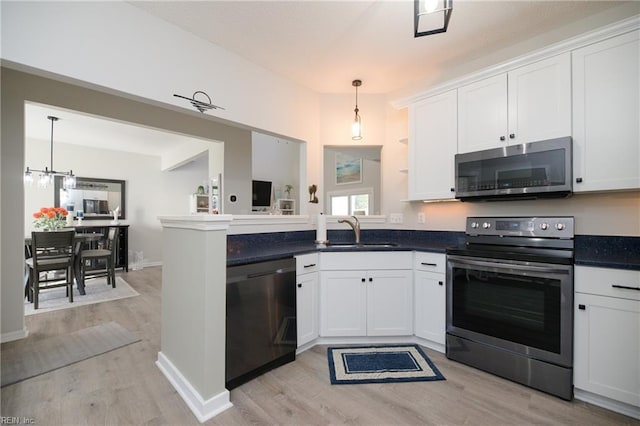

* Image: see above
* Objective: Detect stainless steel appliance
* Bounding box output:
[446,216,574,400]
[226,258,296,389]
[454,137,572,201]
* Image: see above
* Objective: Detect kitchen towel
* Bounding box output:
[316,212,327,243]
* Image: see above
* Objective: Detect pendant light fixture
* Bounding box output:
[351,79,363,140]
[414,0,453,37]
[24,116,76,189]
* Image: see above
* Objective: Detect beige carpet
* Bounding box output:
[24,276,139,315]
[1,322,140,387]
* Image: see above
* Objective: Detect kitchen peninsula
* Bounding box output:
[158,214,640,422]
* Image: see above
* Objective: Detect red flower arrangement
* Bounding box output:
[33,207,68,231]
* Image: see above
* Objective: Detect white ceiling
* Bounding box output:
[25,1,636,151]
[130,0,631,94]
[25,103,211,156]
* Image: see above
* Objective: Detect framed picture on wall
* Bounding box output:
[335,153,362,185]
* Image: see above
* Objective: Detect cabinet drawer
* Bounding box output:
[414,252,446,274]
[296,253,319,275]
[321,251,412,270]
[575,266,640,301]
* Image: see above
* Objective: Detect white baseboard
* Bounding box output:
[1,327,29,343]
[298,335,445,354]
[575,388,640,420]
[156,351,233,423]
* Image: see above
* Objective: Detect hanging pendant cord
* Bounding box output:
[355,84,359,113]
[49,117,54,172]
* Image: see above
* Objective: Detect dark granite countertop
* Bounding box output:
[227,230,640,271]
[574,235,640,271]
[227,230,465,266]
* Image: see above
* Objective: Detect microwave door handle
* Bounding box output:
[449,257,571,275]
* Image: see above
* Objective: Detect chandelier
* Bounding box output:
[24,116,76,189]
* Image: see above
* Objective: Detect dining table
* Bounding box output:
[24,231,104,299]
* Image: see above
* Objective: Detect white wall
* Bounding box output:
[318,93,389,213]
[252,132,301,211]
[0,2,320,144]
[323,146,381,215]
[24,138,209,265]
[1,1,322,197]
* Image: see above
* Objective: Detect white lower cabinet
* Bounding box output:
[414,252,446,346]
[414,271,445,345]
[574,266,640,410]
[295,254,319,347]
[319,252,413,337]
[320,270,367,336]
[366,269,414,336]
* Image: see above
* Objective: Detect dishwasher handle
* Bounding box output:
[247,267,295,279]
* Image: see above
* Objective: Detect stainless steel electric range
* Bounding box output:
[446,216,575,400]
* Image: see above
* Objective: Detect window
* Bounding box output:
[328,188,373,216]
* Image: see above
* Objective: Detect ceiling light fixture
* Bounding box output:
[414,0,453,37]
[24,116,76,189]
[351,79,363,140]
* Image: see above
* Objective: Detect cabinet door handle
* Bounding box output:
[578,304,586,310]
[297,283,302,288]
[369,277,373,282]
[509,133,515,139]
[499,136,506,141]
[612,284,640,291]
[450,187,455,192]
[421,262,438,267]
[361,278,366,282]
[438,281,443,286]
[303,263,316,268]
[576,177,583,183]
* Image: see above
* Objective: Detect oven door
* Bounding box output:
[446,255,573,367]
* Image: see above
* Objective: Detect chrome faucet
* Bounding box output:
[338,215,361,244]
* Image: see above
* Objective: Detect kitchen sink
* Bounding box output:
[326,242,398,249]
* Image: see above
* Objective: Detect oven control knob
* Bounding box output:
[482,222,491,229]
[555,223,565,231]
[539,223,549,230]
[471,222,479,229]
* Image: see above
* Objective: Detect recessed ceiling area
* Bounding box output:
[129,1,634,94]
[25,102,216,157]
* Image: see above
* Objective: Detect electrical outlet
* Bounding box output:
[389,213,403,224]
[417,212,426,224]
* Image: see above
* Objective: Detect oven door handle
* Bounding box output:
[448,257,571,275]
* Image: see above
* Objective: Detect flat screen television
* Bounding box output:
[252,180,272,209]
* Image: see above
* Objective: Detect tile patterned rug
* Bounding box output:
[328,344,446,385]
[24,276,139,315]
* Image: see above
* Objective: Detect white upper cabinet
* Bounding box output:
[458,53,571,154]
[458,74,508,153]
[572,30,640,192]
[408,90,458,200]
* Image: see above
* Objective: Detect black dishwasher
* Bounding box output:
[226,258,297,389]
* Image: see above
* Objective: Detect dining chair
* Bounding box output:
[25,230,75,309]
[80,227,117,288]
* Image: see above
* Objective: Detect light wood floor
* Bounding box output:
[1,266,637,425]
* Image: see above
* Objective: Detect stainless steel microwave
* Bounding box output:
[454,137,572,201]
